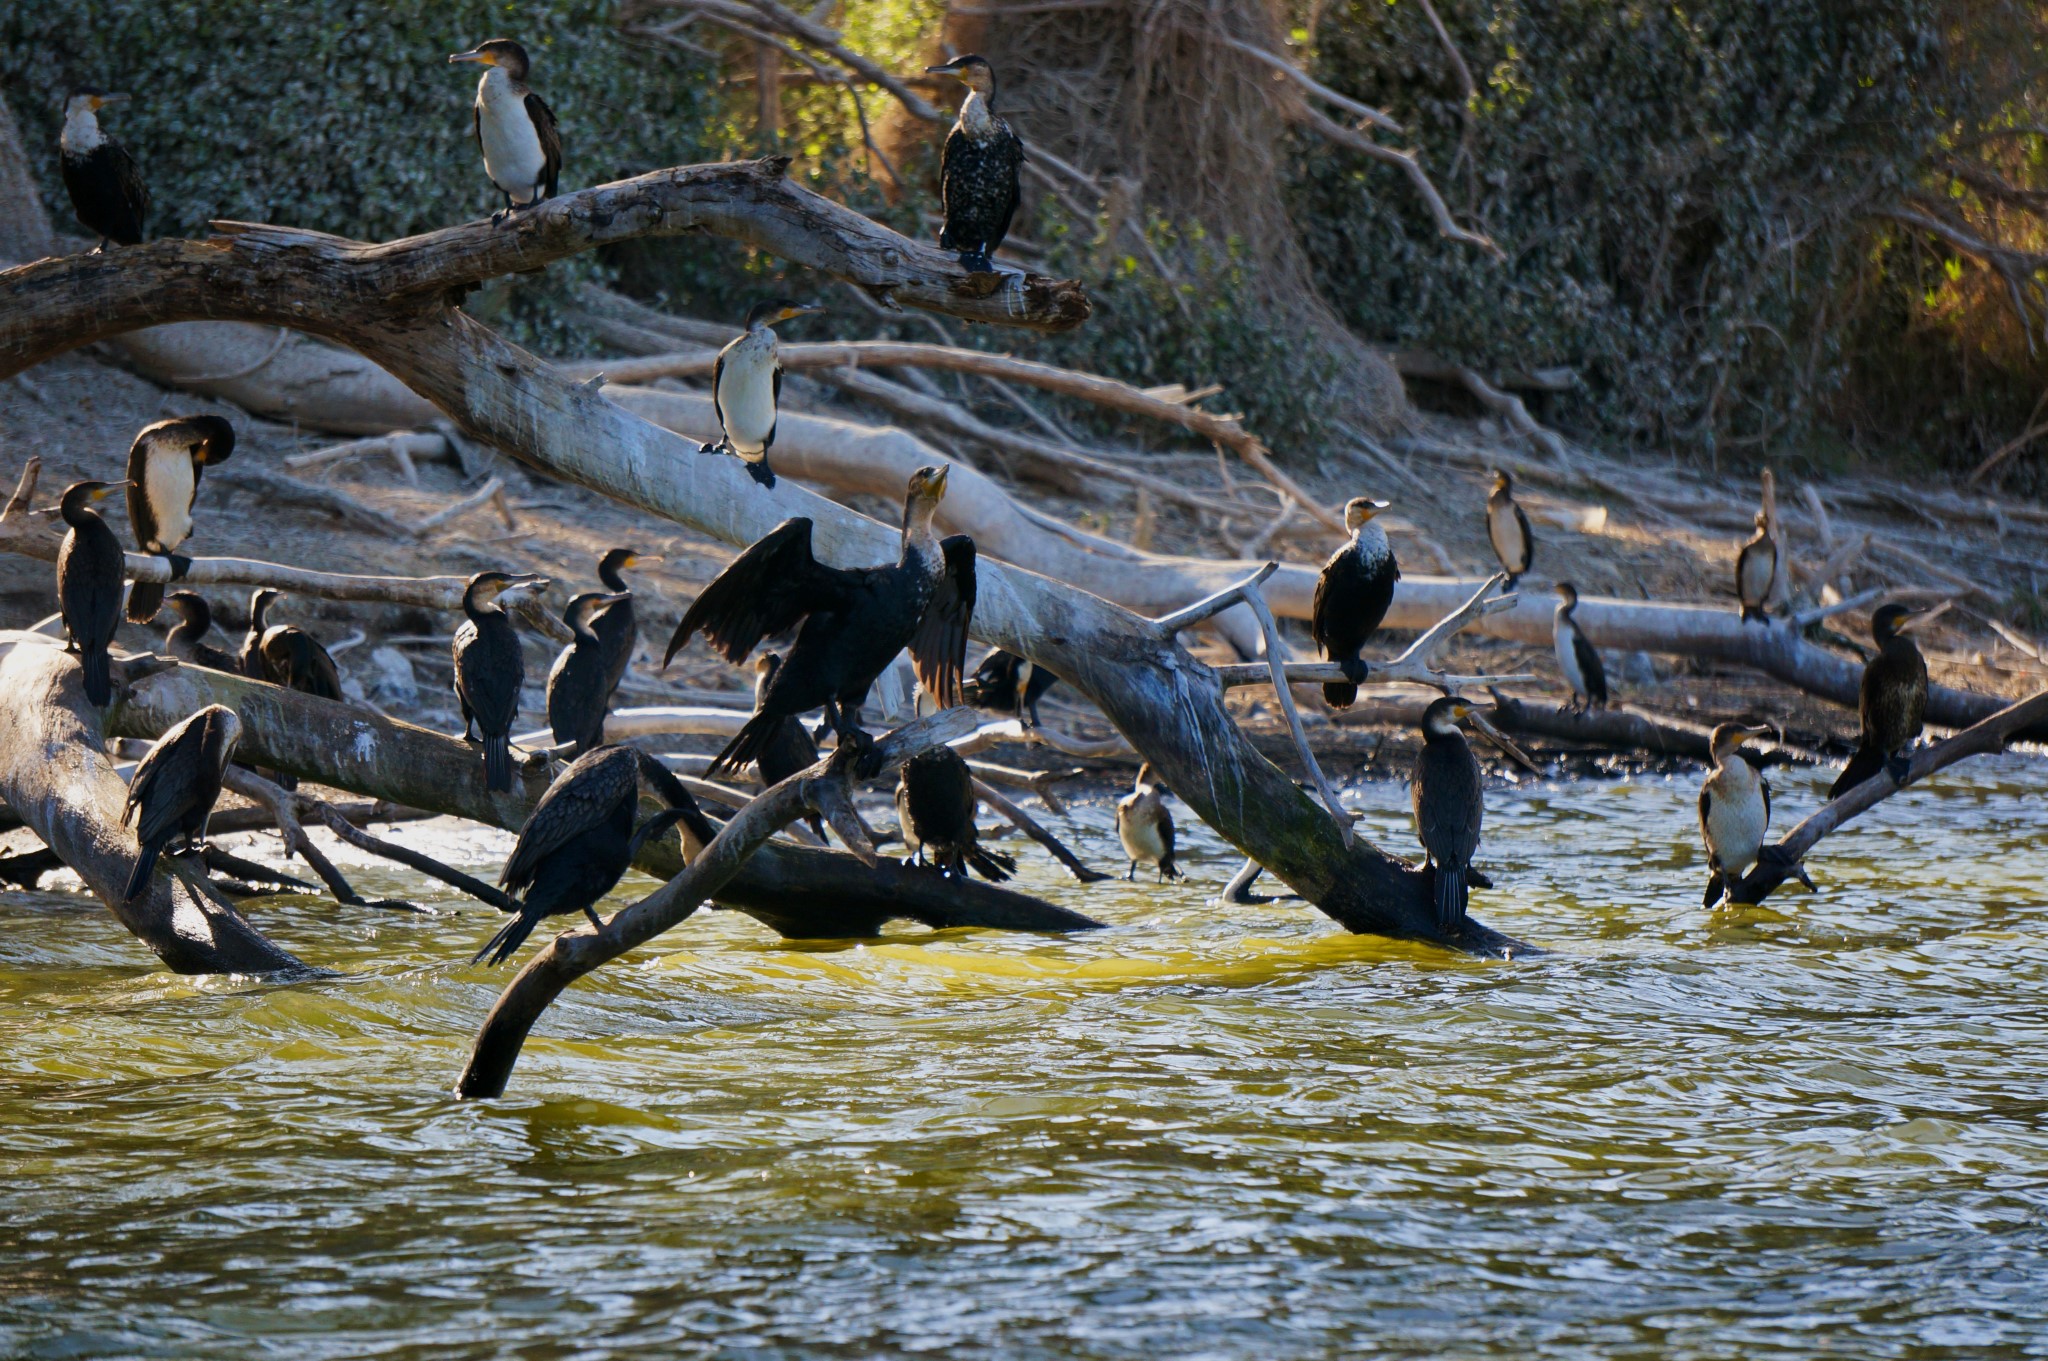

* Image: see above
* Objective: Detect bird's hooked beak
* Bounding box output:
[926,57,969,76]
[500,574,551,601]
[777,302,825,323]
[93,93,130,110]
[1897,601,1953,634]
[621,553,664,569]
[448,47,495,66]
[91,481,131,502]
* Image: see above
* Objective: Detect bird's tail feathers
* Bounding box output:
[1323,681,1358,709]
[1829,744,1884,801]
[80,643,112,707]
[707,714,777,778]
[126,580,165,624]
[122,841,160,903]
[484,734,512,793]
[1703,871,1727,909]
[1434,862,1468,932]
[968,846,1017,882]
[473,910,537,967]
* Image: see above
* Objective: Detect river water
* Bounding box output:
[3,756,2045,1358]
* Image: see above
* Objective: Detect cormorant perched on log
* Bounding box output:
[896,745,1015,881]
[547,590,630,756]
[1312,496,1398,709]
[237,589,279,678]
[1553,582,1608,713]
[121,704,241,903]
[1486,470,1534,589]
[749,651,826,841]
[1736,511,1778,623]
[56,479,128,707]
[1830,602,1940,798]
[163,592,239,671]
[702,301,824,489]
[591,547,658,701]
[455,571,549,792]
[1699,723,1771,907]
[448,39,561,222]
[962,647,1057,727]
[59,90,147,251]
[1117,763,1182,882]
[472,745,695,966]
[235,591,341,700]
[124,415,234,623]
[925,55,1023,273]
[663,465,975,776]
[1412,696,1484,933]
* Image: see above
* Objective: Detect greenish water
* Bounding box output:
[3,758,2047,1359]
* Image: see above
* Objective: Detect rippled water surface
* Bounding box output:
[4,757,2047,1359]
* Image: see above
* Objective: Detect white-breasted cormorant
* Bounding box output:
[1553,582,1608,713]
[547,589,630,757]
[1117,763,1183,882]
[1312,496,1399,708]
[124,416,235,624]
[163,592,238,672]
[591,547,658,702]
[120,703,241,903]
[1830,602,1939,798]
[925,55,1023,273]
[454,571,549,792]
[1699,723,1771,907]
[702,301,823,489]
[56,479,128,707]
[662,465,975,775]
[1486,470,1534,589]
[1736,511,1778,623]
[448,39,561,223]
[59,90,147,251]
[1412,696,1484,932]
[962,647,1056,727]
[896,744,1014,881]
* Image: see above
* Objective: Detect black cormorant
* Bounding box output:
[1736,512,1778,623]
[259,615,343,703]
[662,465,975,776]
[448,39,560,222]
[236,588,279,678]
[120,703,241,903]
[896,745,1014,881]
[56,479,128,707]
[925,55,1023,273]
[1312,496,1398,708]
[163,591,238,671]
[591,547,657,701]
[1553,582,1608,713]
[702,301,824,489]
[1486,470,1534,589]
[1699,723,1771,907]
[962,647,1057,727]
[1830,602,1939,798]
[59,90,146,251]
[124,415,234,623]
[454,571,549,792]
[547,590,630,756]
[1412,696,1484,932]
[1117,763,1183,881]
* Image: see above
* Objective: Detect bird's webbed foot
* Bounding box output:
[1884,752,1913,787]
[698,438,732,457]
[843,728,883,780]
[581,905,607,932]
[166,553,193,582]
[1340,658,1369,685]
[745,459,777,489]
[960,250,994,273]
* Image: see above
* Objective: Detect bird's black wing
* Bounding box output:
[1513,504,1534,568]
[125,721,206,845]
[110,138,148,229]
[710,349,729,438]
[1311,550,1336,654]
[985,122,1024,251]
[526,92,562,199]
[1760,774,1772,827]
[500,748,636,894]
[1573,629,1608,703]
[124,430,153,549]
[768,362,782,451]
[911,535,976,707]
[1697,785,1712,844]
[664,518,837,667]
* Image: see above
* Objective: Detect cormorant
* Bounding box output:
[454,571,549,792]
[1411,696,1484,933]
[702,301,824,489]
[1699,723,1771,907]
[1486,470,1534,589]
[925,55,1023,273]
[163,592,239,671]
[472,745,694,966]
[236,588,280,679]
[120,703,241,903]
[56,479,128,707]
[58,90,147,251]
[591,547,658,702]
[962,647,1057,727]
[1829,602,1939,798]
[546,590,630,756]
[662,465,975,776]
[1553,582,1608,713]
[259,614,344,703]
[1736,511,1778,623]
[896,745,1015,881]
[1117,763,1183,881]
[1312,496,1398,708]
[124,415,235,623]
[748,651,826,840]
[448,39,561,223]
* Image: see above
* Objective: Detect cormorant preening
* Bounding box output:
[663,465,975,776]
[472,745,694,966]
[448,39,561,222]
[1736,511,1778,623]
[749,651,825,840]
[1486,470,1534,589]
[925,55,1023,273]
[56,479,128,707]
[59,90,147,251]
[962,647,1056,727]
[591,547,658,701]
[1553,582,1608,713]
[1829,602,1939,799]
[547,590,631,756]
[1117,763,1183,882]
[1699,723,1771,907]
[121,703,241,903]
[237,592,342,701]
[124,415,235,623]
[163,592,239,671]
[1312,496,1399,709]
[896,745,1015,881]
[454,571,549,792]
[1412,697,1484,933]
[702,301,824,489]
